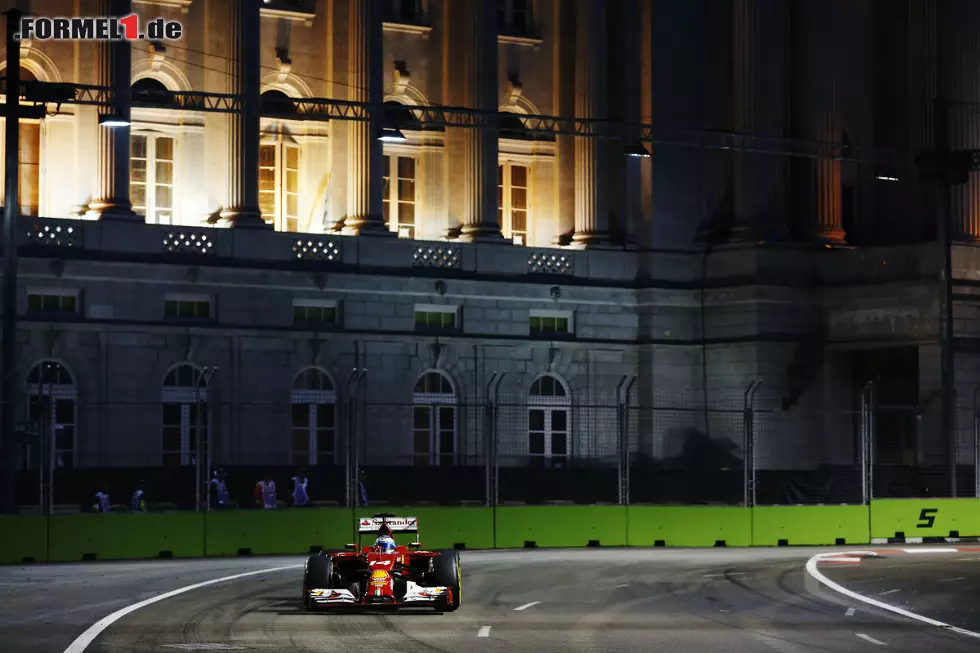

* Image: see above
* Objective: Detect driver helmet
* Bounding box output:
[374,535,396,553]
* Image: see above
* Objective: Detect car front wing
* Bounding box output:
[309,581,451,606]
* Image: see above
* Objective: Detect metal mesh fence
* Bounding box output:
[2,382,977,513]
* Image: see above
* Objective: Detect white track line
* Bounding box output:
[513,601,541,611]
[477,626,491,638]
[846,608,856,616]
[805,553,980,640]
[703,572,747,577]
[856,633,888,645]
[939,577,966,582]
[63,565,303,653]
[878,589,900,596]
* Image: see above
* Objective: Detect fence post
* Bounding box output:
[194,366,217,512]
[973,386,980,498]
[345,368,366,509]
[616,375,636,505]
[742,380,761,508]
[860,379,876,505]
[485,373,504,508]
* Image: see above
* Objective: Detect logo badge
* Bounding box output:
[369,570,390,587]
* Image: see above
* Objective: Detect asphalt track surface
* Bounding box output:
[2,547,979,653]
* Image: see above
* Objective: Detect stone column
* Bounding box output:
[939,0,980,241]
[87,0,135,220]
[731,0,789,241]
[796,0,845,243]
[218,0,265,227]
[342,0,388,235]
[458,0,503,242]
[571,0,609,247]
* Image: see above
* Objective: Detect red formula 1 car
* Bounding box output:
[302,513,462,612]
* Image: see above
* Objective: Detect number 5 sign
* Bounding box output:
[916,508,938,529]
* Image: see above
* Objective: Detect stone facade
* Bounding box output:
[1,1,978,482]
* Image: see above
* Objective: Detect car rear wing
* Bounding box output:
[358,515,419,534]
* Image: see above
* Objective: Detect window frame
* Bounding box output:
[130,131,177,225]
[529,309,574,337]
[292,298,340,328]
[291,368,338,466]
[24,361,78,471]
[527,374,572,468]
[384,0,426,24]
[163,293,212,321]
[498,161,530,245]
[259,133,301,233]
[26,288,80,316]
[383,153,418,239]
[160,365,211,468]
[0,67,44,217]
[497,0,533,36]
[412,371,458,467]
[413,304,459,333]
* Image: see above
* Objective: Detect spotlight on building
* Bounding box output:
[378,126,408,143]
[98,113,130,128]
[624,143,651,158]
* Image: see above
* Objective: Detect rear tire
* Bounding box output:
[303,555,334,611]
[430,549,462,612]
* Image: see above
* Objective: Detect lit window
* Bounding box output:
[498,0,531,35]
[383,155,416,238]
[164,298,211,319]
[131,133,175,224]
[259,138,300,232]
[0,67,40,216]
[529,311,572,336]
[414,308,457,331]
[293,299,339,326]
[498,163,528,245]
[27,291,78,315]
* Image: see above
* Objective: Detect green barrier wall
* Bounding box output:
[355,507,494,550]
[869,498,980,539]
[751,505,869,546]
[204,509,352,556]
[47,513,205,562]
[494,506,627,548]
[628,506,752,547]
[0,516,48,563]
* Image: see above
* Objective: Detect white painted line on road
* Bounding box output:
[902,547,957,554]
[703,572,747,577]
[62,564,303,653]
[856,633,888,645]
[615,583,630,588]
[805,553,980,640]
[818,556,862,564]
[846,607,856,616]
[878,589,901,596]
[513,601,541,611]
[477,626,491,638]
[940,577,967,582]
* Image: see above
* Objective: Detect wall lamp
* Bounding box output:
[98,113,130,128]
[624,143,651,158]
[378,126,407,143]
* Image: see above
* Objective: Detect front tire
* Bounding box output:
[430,549,462,612]
[303,555,334,611]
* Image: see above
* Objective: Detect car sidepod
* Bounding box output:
[430,549,462,611]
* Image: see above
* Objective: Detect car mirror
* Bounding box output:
[408,542,421,549]
[344,543,357,550]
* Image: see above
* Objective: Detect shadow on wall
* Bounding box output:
[656,426,741,470]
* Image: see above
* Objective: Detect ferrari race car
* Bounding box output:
[302,513,462,612]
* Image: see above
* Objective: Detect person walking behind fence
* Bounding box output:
[131,481,147,512]
[210,469,230,509]
[359,470,368,506]
[94,485,110,513]
[292,469,310,507]
[255,474,277,509]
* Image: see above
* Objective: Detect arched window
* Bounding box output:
[412,371,456,466]
[261,89,297,114]
[291,368,337,465]
[161,364,209,467]
[527,374,570,468]
[25,361,77,469]
[131,77,176,106]
[0,67,41,216]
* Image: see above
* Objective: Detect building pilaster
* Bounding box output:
[218,0,266,227]
[341,0,389,235]
[570,0,609,248]
[87,0,135,220]
[457,0,503,242]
